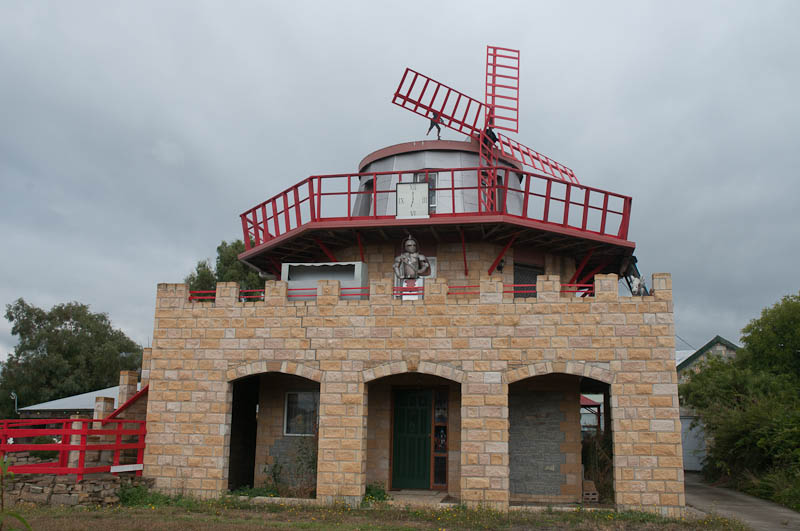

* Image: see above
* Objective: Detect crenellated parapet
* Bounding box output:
[160,272,672,309]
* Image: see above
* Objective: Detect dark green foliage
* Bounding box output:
[361,482,390,506]
[29,435,58,460]
[185,240,263,292]
[0,299,141,418]
[680,291,800,510]
[738,292,800,377]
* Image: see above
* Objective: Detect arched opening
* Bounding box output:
[366,372,461,502]
[228,372,320,498]
[508,373,612,506]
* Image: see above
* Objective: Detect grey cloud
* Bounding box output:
[1,1,798,358]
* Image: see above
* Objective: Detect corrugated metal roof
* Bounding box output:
[19,385,133,411]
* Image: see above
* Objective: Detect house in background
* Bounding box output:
[676,336,740,471]
[677,335,740,384]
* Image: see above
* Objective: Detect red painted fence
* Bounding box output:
[240,166,632,251]
[188,283,598,302]
[0,418,146,482]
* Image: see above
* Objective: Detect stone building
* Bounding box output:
[140,139,685,516]
[677,335,739,471]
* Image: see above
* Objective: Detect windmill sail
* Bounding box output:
[496,133,579,184]
[485,46,520,133]
[392,65,579,185]
[392,68,485,138]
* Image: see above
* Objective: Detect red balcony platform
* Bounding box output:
[238,165,635,277]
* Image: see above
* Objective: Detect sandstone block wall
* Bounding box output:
[144,267,683,515]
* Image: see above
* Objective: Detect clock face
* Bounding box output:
[396,182,430,219]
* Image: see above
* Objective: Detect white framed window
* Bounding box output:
[414,171,437,212]
[283,391,319,436]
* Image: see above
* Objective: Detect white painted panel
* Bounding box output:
[110,464,144,473]
[681,416,706,471]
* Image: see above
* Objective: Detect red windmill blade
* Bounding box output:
[496,133,579,184]
[485,46,520,134]
[391,46,580,185]
[392,68,485,138]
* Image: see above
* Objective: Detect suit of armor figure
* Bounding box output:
[393,237,430,280]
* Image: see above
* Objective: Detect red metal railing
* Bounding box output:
[188,290,216,302]
[340,287,370,298]
[286,287,317,299]
[447,285,480,295]
[239,289,266,301]
[188,283,598,301]
[393,286,424,297]
[504,283,537,296]
[0,418,146,482]
[240,167,632,251]
[560,283,595,296]
[503,283,596,297]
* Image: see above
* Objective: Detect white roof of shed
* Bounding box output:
[19,386,121,411]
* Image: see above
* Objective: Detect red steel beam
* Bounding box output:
[356,232,366,263]
[488,232,518,275]
[312,236,338,262]
[577,259,611,285]
[568,248,595,284]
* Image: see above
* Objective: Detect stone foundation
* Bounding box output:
[5,474,153,507]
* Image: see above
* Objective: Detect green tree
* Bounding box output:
[0,299,141,418]
[185,240,263,292]
[737,292,800,377]
[680,291,800,510]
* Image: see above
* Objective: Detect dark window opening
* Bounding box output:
[513,263,544,298]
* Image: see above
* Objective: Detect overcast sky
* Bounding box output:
[1,1,798,361]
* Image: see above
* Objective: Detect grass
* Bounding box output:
[13,487,750,530]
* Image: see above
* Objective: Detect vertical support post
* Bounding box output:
[59,420,71,468]
[562,184,571,226]
[283,192,291,233]
[600,193,609,234]
[135,421,145,476]
[618,197,632,239]
[543,180,552,222]
[521,173,531,219]
[450,169,456,214]
[372,174,378,219]
[581,187,590,230]
[308,178,317,222]
[112,421,123,475]
[241,215,251,250]
[316,377,367,505]
[294,186,302,228]
[501,169,511,214]
[271,198,280,237]
[260,204,268,242]
[356,232,365,263]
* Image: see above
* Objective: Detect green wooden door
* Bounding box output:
[392,389,432,489]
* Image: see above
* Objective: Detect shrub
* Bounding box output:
[29,435,59,460]
[362,482,391,506]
